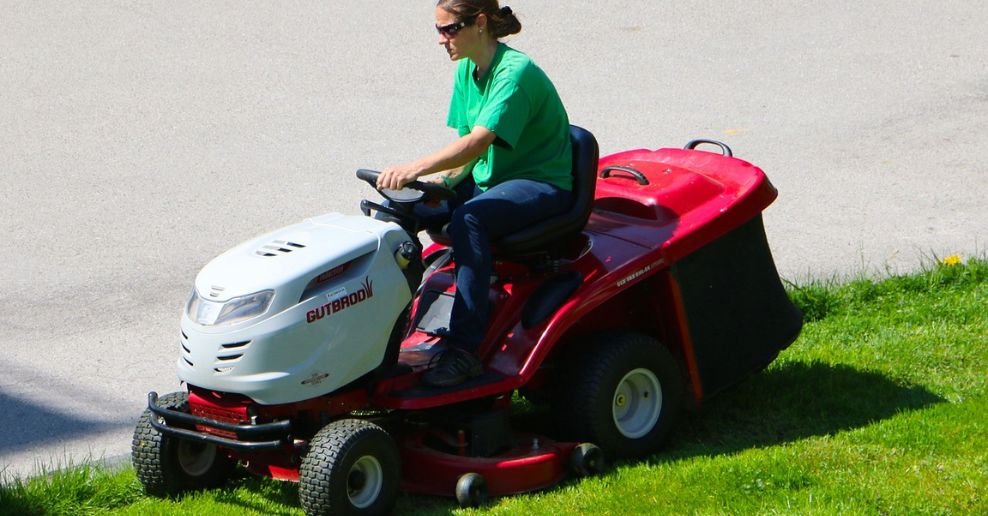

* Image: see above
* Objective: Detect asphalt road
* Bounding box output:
[1,1,985,480]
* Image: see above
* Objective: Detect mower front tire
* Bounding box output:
[131,391,234,496]
[553,332,684,458]
[299,419,400,516]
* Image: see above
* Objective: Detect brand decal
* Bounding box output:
[306,276,374,324]
[616,260,663,287]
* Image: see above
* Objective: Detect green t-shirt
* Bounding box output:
[447,43,572,191]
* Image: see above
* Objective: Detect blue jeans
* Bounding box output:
[418,178,572,351]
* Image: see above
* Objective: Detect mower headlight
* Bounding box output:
[186,289,274,327]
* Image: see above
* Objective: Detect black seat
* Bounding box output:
[494,125,599,256]
[428,125,599,257]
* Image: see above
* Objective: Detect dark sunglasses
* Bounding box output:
[436,17,475,37]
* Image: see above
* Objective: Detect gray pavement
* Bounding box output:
[1,1,985,480]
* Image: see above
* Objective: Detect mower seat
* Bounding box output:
[428,125,599,256]
[493,125,599,256]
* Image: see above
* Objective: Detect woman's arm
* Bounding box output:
[377,126,496,190]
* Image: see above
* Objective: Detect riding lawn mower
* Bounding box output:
[132,126,802,514]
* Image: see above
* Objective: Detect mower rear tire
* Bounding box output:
[131,391,234,496]
[299,419,400,516]
[553,332,684,458]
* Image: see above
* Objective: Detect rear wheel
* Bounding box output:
[553,332,684,458]
[131,391,234,496]
[299,419,400,516]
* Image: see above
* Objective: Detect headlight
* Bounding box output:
[186,289,274,326]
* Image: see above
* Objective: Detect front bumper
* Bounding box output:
[146,391,292,451]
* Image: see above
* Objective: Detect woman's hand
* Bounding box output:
[376,163,423,190]
[378,126,495,190]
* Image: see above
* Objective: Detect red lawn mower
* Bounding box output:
[132,126,802,514]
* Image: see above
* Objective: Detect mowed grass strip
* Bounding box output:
[2,258,985,515]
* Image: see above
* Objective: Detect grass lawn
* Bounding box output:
[2,257,985,515]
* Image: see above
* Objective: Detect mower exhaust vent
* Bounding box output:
[255,240,307,257]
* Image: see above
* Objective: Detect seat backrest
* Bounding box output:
[495,125,599,256]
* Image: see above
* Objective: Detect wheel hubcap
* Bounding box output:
[348,455,383,509]
[612,368,663,438]
[176,441,217,477]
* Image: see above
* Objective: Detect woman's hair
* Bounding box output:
[436,0,521,39]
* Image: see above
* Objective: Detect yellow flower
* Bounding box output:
[942,254,962,266]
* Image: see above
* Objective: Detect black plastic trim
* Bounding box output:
[684,139,733,157]
[147,391,291,451]
[599,165,649,185]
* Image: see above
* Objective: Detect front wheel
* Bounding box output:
[299,419,400,516]
[131,391,234,496]
[553,332,685,458]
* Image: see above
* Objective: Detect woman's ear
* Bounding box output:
[475,13,488,34]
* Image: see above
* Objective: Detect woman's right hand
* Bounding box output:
[376,163,422,190]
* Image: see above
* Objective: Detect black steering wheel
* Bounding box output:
[356,169,457,203]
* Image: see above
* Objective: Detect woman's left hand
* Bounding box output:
[377,164,422,190]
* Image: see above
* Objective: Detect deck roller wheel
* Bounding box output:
[455,472,489,508]
[569,442,605,477]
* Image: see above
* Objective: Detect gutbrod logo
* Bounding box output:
[306,276,374,324]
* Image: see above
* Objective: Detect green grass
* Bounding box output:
[3,257,985,515]
[0,460,141,516]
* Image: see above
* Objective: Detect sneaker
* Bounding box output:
[422,346,483,387]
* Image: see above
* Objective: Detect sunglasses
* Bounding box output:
[436,17,475,38]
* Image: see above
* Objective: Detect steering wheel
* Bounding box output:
[355,169,457,203]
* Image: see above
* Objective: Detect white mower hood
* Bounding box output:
[179,212,415,404]
[194,213,383,305]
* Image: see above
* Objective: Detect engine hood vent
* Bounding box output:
[207,285,225,299]
[255,240,307,257]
